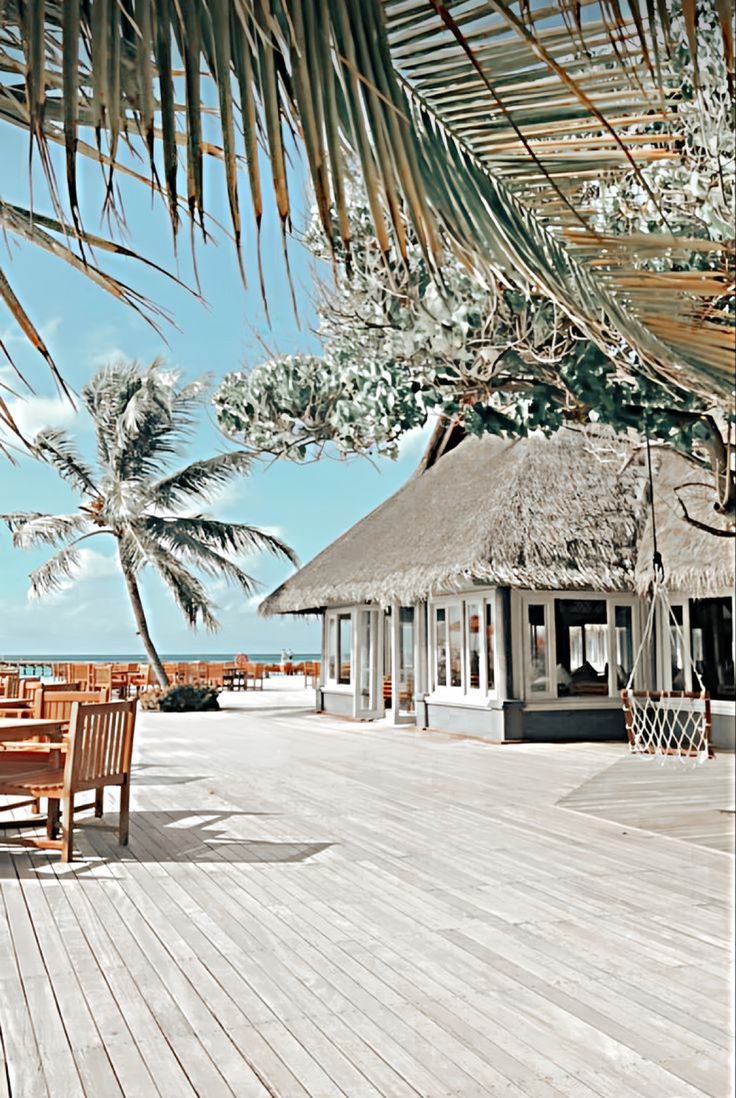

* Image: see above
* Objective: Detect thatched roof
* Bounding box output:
[635,447,734,597]
[262,428,733,616]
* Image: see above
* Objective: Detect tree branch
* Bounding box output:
[675,489,735,538]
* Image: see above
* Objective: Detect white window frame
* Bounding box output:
[660,592,736,700]
[354,605,383,718]
[609,596,640,694]
[522,594,556,701]
[428,589,499,702]
[661,596,691,692]
[519,590,642,703]
[324,608,354,691]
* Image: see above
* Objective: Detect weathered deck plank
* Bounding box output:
[1,683,733,1098]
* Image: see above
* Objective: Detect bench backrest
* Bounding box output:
[65,699,137,792]
[33,687,109,721]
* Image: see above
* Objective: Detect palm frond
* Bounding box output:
[28,544,81,597]
[144,514,299,567]
[0,511,91,548]
[81,360,208,481]
[148,450,254,509]
[33,427,100,497]
[128,527,220,630]
[0,200,188,344]
[139,515,261,594]
[1,2,731,406]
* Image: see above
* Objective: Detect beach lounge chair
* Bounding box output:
[0,699,137,862]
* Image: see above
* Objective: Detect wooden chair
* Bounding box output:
[0,681,83,720]
[90,664,113,691]
[32,687,110,721]
[70,663,93,690]
[129,664,156,693]
[0,699,137,862]
[0,674,20,697]
[34,680,81,695]
[1,688,110,814]
[303,661,321,688]
[206,662,225,687]
[245,663,265,690]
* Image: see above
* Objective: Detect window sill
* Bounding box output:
[322,683,353,694]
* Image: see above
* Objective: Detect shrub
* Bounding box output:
[139,684,220,712]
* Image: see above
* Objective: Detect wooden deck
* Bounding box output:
[1,682,733,1098]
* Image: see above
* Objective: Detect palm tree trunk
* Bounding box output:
[118,550,169,687]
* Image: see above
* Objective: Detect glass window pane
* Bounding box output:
[689,597,735,701]
[448,604,463,688]
[327,617,336,681]
[614,605,634,689]
[338,614,352,684]
[670,605,686,690]
[398,607,415,713]
[528,604,549,693]
[485,602,495,693]
[435,608,447,687]
[554,599,608,696]
[359,610,372,706]
[466,602,481,689]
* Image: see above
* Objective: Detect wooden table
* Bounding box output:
[0,718,66,744]
[0,697,31,710]
[0,719,67,832]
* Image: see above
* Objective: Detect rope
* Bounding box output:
[620,433,711,763]
[645,432,664,584]
[626,581,705,692]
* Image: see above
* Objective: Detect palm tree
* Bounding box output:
[0,2,732,412]
[0,360,298,687]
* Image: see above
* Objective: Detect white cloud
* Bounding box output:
[7,393,79,439]
[88,346,129,369]
[27,547,118,603]
[1,314,62,352]
[75,548,118,581]
[258,523,286,540]
[398,414,437,460]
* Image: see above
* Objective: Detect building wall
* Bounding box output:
[319,689,354,719]
[515,707,626,743]
[711,711,735,751]
[424,702,506,742]
[315,592,735,748]
[422,700,626,742]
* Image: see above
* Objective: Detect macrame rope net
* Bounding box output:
[621,581,713,765]
[620,434,713,765]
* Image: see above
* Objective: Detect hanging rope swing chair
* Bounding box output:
[620,437,714,765]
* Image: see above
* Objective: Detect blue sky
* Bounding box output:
[0,128,429,656]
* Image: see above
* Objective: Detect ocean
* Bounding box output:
[1,652,320,672]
